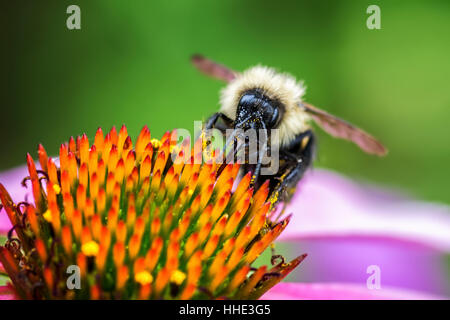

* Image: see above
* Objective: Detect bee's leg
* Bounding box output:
[205,112,233,130]
[250,126,269,187]
[269,130,315,204]
[250,151,263,187]
[205,113,235,167]
[205,113,221,129]
[285,130,315,168]
[250,140,265,187]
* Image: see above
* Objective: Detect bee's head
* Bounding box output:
[235,89,283,130]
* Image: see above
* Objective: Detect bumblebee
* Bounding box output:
[192,55,387,203]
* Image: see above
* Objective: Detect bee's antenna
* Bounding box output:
[222,128,245,163]
[223,114,253,157]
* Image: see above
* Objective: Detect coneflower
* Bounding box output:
[0,125,305,300]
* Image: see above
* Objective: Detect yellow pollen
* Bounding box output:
[170,270,186,285]
[81,241,100,257]
[188,189,194,196]
[269,192,279,206]
[201,132,209,149]
[151,139,161,149]
[43,209,52,222]
[170,144,180,154]
[52,184,61,194]
[135,271,153,285]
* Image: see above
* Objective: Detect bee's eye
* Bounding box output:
[260,101,279,128]
[264,104,279,127]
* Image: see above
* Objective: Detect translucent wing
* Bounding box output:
[301,102,388,156]
[191,54,238,83]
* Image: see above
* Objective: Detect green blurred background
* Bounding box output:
[2,0,450,204]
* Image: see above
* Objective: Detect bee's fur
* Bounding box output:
[219,66,311,147]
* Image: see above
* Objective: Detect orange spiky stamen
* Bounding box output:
[91,285,101,300]
[116,220,127,243]
[61,226,72,255]
[154,267,170,296]
[145,237,163,272]
[43,267,54,291]
[0,125,304,300]
[113,242,125,269]
[77,253,87,278]
[96,245,108,273]
[184,232,199,258]
[129,234,141,260]
[211,191,231,222]
[210,266,229,292]
[116,265,129,291]
[35,239,47,263]
[180,283,196,300]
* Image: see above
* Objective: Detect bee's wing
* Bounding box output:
[191,54,238,83]
[301,102,388,156]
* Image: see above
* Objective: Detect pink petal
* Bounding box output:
[0,286,14,300]
[279,169,450,252]
[279,237,449,296]
[261,282,446,300]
